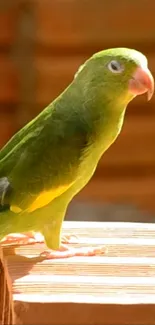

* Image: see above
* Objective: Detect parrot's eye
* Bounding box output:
[107,60,124,74]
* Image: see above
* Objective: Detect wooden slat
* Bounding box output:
[0,112,17,148]
[0,7,18,47]
[0,248,14,325]
[78,177,155,212]
[35,56,85,104]
[3,221,155,324]
[34,0,155,49]
[0,55,19,104]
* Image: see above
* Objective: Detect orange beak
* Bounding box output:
[129,66,154,101]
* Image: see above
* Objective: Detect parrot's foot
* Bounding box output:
[40,244,105,259]
[61,234,79,244]
[1,233,80,248]
[0,232,44,246]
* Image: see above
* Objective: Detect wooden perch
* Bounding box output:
[0,247,14,325]
[2,221,155,324]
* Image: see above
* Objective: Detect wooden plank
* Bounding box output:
[78,177,155,212]
[12,303,155,325]
[0,112,17,148]
[0,7,18,47]
[34,0,155,49]
[3,221,155,324]
[0,248,14,325]
[0,55,19,103]
[96,164,155,180]
[35,56,85,104]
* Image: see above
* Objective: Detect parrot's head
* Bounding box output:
[74,48,154,108]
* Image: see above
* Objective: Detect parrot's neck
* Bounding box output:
[77,94,127,181]
[91,100,126,156]
[58,82,127,158]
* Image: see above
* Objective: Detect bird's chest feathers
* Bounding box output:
[88,109,125,159]
[78,110,125,181]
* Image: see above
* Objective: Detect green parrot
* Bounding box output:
[0,48,154,258]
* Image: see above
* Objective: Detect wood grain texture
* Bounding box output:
[0,7,18,47]
[0,248,14,325]
[3,221,155,324]
[35,55,85,104]
[0,111,18,148]
[0,55,19,103]
[78,177,155,211]
[34,0,155,49]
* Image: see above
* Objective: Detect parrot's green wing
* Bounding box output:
[0,112,88,215]
[0,156,76,215]
[0,178,74,213]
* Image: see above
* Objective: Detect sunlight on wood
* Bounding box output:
[1,221,155,324]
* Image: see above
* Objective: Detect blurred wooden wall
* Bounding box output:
[0,0,155,212]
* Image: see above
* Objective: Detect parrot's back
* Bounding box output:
[0,80,125,239]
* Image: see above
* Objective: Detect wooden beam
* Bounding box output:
[2,221,155,324]
[34,0,155,49]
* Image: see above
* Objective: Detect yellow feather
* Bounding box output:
[10,183,74,214]
[27,183,73,213]
[10,205,22,213]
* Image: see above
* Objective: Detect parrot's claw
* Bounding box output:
[40,244,106,259]
[0,232,44,246]
[61,234,79,244]
[0,232,78,247]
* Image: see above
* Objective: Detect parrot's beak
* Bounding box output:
[129,66,154,101]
